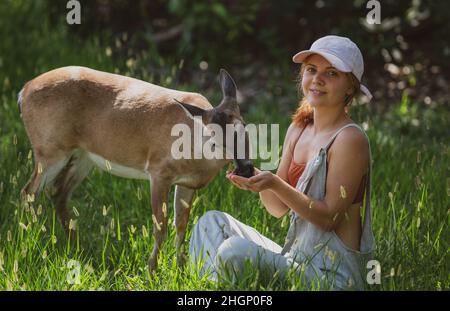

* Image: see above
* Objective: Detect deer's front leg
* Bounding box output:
[148,176,171,273]
[174,185,195,268]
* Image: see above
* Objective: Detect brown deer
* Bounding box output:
[18,66,253,272]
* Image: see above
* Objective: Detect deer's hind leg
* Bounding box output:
[21,149,71,204]
[48,149,93,233]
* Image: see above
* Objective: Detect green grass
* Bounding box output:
[0,1,448,291]
[0,87,448,290]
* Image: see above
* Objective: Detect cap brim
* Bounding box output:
[292,50,352,73]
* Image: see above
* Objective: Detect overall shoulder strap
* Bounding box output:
[323,123,364,152]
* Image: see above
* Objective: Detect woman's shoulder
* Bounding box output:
[284,122,306,146]
[335,124,369,147]
[330,124,370,164]
[286,121,307,137]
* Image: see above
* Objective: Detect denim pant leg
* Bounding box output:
[189,210,296,281]
[214,235,301,283]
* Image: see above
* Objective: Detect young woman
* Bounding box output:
[189,35,376,290]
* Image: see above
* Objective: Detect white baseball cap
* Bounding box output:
[293,35,372,101]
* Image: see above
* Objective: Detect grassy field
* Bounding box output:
[0,3,448,291]
[0,81,448,290]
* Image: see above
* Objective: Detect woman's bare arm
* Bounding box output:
[259,123,301,218]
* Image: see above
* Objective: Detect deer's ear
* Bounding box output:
[175,99,205,119]
[219,69,237,99]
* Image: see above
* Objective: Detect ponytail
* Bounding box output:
[292,97,313,127]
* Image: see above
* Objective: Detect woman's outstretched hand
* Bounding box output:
[226,167,278,192]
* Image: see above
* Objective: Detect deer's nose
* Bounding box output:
[233,159,254,178]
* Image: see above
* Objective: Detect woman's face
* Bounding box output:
[301,54,352,109]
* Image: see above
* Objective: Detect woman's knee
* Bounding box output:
[192,210,229,237]
[189,210,229,254]
[197,210,228,227]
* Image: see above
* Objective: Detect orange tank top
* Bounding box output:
[287,160,306,189]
